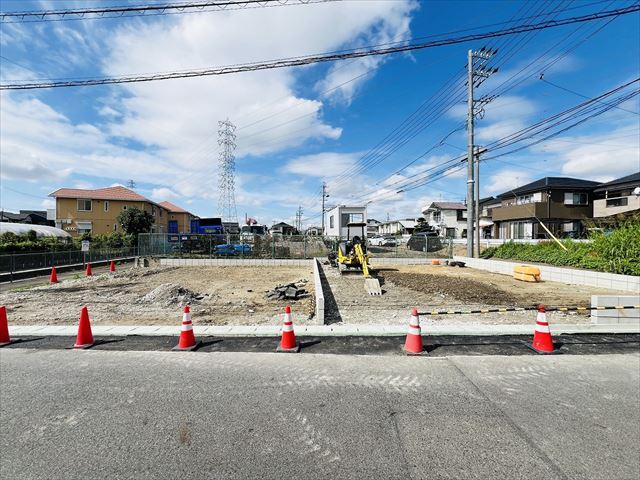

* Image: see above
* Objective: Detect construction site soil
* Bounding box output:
[1,266,314,326]
[321,264,627,325]
[0,263,628,327]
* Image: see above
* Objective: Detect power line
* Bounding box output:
[2,4,638,90]
[0,0,339,23]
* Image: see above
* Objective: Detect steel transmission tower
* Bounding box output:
[218,119,238,223]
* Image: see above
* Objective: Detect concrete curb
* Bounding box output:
[7,323,639,338]
[312,258,325,324]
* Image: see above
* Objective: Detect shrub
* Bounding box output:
[481,218,640,276]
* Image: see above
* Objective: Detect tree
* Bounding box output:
[413,217,433,233]
[117,207,155,236]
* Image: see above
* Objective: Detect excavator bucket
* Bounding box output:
[364,277,382,296]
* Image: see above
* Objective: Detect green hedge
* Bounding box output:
[0,231,135,254]
[481,219,640,276]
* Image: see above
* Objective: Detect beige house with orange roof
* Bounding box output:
[49,186,191,236]
[158,201,197,233]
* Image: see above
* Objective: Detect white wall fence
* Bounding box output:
[453,256,640,293]
[451,238,590,246]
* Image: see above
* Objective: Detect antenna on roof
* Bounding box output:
[126,180,136,189]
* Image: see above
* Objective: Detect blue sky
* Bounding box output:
[1,0,639,227]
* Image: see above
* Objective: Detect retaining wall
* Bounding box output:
[313,258,325,324]
[454,256,640,293]
[591,295,640,325]
[160,258,312,266]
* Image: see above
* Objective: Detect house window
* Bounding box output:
[159,209,163,217]
[433,211,441,223]
[606,197,628,208]
[123,205,127,210]
[152,206,156,216]
[564,192,588,205]
[517,194,533,205]
[445,228,456,238]
[77,199,92,211]
[113,223,118,231]
[76,221,92,235]
[329,215,334,229]
[104,201,109,212]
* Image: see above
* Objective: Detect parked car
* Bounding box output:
[407,232,442,252]
[215,243,252,256]
[368,236,398,247]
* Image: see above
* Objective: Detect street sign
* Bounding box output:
[81,240,90,252]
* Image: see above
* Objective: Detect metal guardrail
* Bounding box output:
[0,247,138,275]
[417,305,640,316]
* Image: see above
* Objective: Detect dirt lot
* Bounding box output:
[0,265,314,326]
[322,263,629,325]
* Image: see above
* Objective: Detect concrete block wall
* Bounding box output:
[160,258,313,267]
[370,257,438,266]
[313,258,325,324]
[591,295,640,324]
[454,256,640,293]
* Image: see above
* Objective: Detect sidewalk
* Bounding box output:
[8,322,640,337]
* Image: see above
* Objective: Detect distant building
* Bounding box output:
[270,222,297,235]
[49,186,190,237]
[366,218,381,236]
[378,218,418,236]
[592,172,640,218]
[158,201,198,234]
[323,205,367,238]
[421,202,467,238]
[0,210,53,226]
[478,197,501,238]
[491,177,600,239]
[305,226,322,236]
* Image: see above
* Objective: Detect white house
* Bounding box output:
[324,205,367,238]
[378,218,418,236]
[421,202,467,238]
[367,218,381,236]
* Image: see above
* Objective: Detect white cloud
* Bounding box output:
[283,152,360,177]
[150,187,180,201]
[484,168,533,195]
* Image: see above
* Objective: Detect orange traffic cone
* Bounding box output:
[109,261,116,273]
[277,305,300,353]
[50,266,58,284]
[404,308,425,355]
[74,306,94,349]
[173,305,200,351]
[0,306,12,346]
[531,304,555,354]
[85,263,92,276]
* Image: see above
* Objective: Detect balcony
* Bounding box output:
[491,202,548,221]
[594,195,640,218]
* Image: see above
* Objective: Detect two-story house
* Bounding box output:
[491,177,600,239]
[478,197,502,238]
[378,218,418,236]
[158,201,197,233]
[592,172,640,218]
[323,205,367,238]
[49,186,190,236]
[421,202,467,238]
[270,222,297,235]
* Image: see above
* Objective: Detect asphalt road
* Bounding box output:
[1,350,639,480]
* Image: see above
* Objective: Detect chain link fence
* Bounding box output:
[138,233,452,260]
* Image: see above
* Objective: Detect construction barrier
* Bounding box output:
[173,305,200,351]
[417,305,640,316]
[277,305,300,353]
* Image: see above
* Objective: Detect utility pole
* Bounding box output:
[466,47,497,257]
[321,182,329,235]
[475,146,481,258]
[295,206,303,233]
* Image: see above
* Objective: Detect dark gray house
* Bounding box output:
[491,177,600,239]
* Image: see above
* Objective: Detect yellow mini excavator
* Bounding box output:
[335,222,382,296]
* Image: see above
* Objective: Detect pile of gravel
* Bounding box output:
[138,283,205,307]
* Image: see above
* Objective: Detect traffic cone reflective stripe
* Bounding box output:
[85,263,92,276]
[50,266,58,284]
[277,305,300,352]
[174,305,199,351]
[404,308,424,355]
[0,306,11,345]
[531,304,554,353]
[74,306,94,349]
[109,261,116,273]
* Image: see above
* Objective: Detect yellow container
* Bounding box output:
[513,265,541,282]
